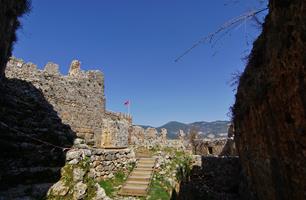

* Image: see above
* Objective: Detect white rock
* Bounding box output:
[66,150,82,161]
[48,180,69,196]
[73,182,87,200]
[93,183,106,200]
[108,173,114,179]
[81,149,92,157]
[73,138,85,145]
[69,158,79,165]
[73,168,86,182]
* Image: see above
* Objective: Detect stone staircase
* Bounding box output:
[119,157,156,197]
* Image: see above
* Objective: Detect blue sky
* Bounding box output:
[13,0,268,127]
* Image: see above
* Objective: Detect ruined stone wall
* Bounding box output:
[129,126,186,149]
[233,0,306,199]
[6,58,106,145]
[66,139,135,181]
[0,71,75,199]
[129,126,166,147]
[101,111,132,148]
[194,138,237,156]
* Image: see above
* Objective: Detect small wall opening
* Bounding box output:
[208,146,213,154]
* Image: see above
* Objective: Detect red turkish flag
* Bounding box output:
[124,100,130,106]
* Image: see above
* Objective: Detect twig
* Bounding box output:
[174,7,268,62]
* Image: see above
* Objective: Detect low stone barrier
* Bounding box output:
[66,139,136,181]
[48,139,136,199]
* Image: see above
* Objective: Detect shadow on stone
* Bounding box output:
[172,156,241,200]
[220,139,237,156]
[0,78,76,199]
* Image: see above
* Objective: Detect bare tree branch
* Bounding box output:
[174,7,268,62]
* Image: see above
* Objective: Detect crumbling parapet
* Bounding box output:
[193,138,237,156]
[68,60,81,77]
[128,126,185,149]
[129,126,145,145]
[177,129,185,141]
[145,127,158,139]
[160,128,168,144]
[105,111,132,124]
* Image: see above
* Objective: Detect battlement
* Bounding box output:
[7,57,104,84]
[105,110,132,123]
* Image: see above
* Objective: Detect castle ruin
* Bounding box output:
[6,57,131,148]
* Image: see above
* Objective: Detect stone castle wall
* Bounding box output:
[194,138,237,156]
[101,112,132,148]
[233,0,306,199]
[129,126,185,149]
[129,126,165,147]
[6,57,130,147]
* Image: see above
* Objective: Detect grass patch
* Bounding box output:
[127,161,136,172]
[99,180,115,196]
[147,179,170,200]
[113,170,126,185]
[84,175,97,200]
[61,164,73,187]
[99,170,128,197]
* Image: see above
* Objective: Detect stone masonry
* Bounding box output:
[6,57,131,147]
[233,0,306,199]
[193,138,237,156]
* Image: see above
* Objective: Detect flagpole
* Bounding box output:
[128,101,130,116]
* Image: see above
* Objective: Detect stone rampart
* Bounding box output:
[6,57,106,146]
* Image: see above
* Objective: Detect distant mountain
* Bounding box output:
[157,121,189,136]
[139,120,230,139]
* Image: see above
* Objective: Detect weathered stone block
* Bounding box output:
[44,62,60,75]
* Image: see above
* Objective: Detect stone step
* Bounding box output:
[119,157,156,197]
[119,188,147,196]
[138,159,155,162]
[137,163,155,167]
[131,171,152,176]
[120,185,148,196]
[138,158,155,162]
[130,172,152,178]
[138,158,155,161]
[134,167,152,171]
[128,176,151,182]
[133,168,153,173]
[125,180,149,185]
[138,161,155,165]
[122,184,147,190]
